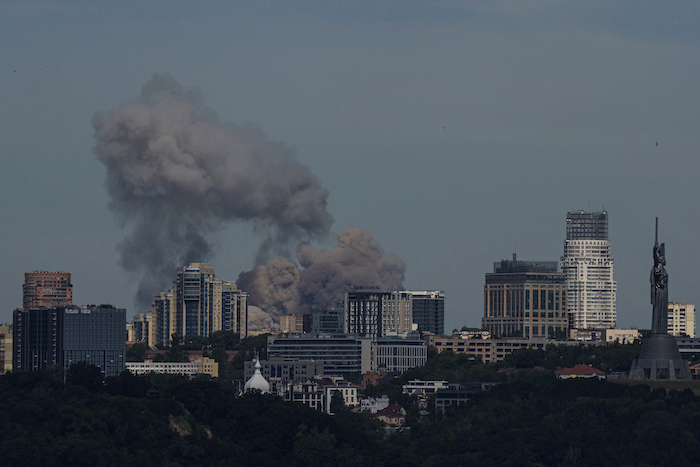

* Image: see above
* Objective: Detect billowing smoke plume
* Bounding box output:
[93,73,333,309]
[239,226,406,326]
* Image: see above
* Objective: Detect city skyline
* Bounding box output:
[3,2,700,332]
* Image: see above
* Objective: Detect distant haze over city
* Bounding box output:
[3,2,700,332]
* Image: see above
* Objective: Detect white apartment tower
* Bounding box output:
[560,211,617,329]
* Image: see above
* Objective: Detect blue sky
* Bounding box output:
[3,1,700,331]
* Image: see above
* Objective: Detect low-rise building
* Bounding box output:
[435,382,500,414]
[603,328,639,344]
[555,364,606,380]
[126,356,218,378]
[427,335,548,363]
[243,356,324,382]
[359,395,391,414]
[373,404,406,427]
[402,380,449,395]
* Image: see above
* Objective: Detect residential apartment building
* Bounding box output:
[411,290,445,336]
[280,314,304,334]
[668,302,695,338]
[140,263,248,347]
[0,324,12,375]
[482,254,568,339]
[427,335,548,363]
[344,290,415,338]
[560,211,617,329]
[23,271,72,308]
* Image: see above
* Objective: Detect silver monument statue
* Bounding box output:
[629,218,691,380]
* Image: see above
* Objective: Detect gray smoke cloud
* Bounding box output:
[239,226,406,326]
[93,73,333,309]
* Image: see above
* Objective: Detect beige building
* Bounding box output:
[126,356,218,378]
[427,335,548,363]
[0,325,12,375]
[603,328,639,344]
[483,255,568,339]
[668,302,695,337]
[280,314,303,334]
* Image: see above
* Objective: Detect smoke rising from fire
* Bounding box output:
[93,73,333,309]
[238,226,406,327]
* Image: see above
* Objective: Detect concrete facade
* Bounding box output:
[668,302,695,338]
[483,254,568,338]
[560,211,617,330]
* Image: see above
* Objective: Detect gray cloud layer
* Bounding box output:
[92,73,333,309]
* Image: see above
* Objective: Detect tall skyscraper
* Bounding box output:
[482,254,568,338]
[410,291,445,335]
[344,290,415,338]
[560,211,617,329]
[141,263,248,347]
[23,271,72,308]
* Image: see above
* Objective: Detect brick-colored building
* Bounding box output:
[23,271,72,308]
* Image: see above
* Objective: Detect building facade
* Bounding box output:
[427,335,549,363]
[268,333,373,375]
[0,324,13,375]
[344,291,414,338]
[482,254,568,338]
[266,333,427,375]
[411,290,445,336]
[126,357,218,378]
[374,336,428,373]
[13,305,126,378]
[668,302,695,338]
[560,211,617,329]
[23,271,72,308]
[143,263,248,347]
[62,306,126,378]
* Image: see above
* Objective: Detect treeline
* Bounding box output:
[3,343,700,466]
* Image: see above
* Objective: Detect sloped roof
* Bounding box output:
[374,404,406,418]
[555,364,606,376]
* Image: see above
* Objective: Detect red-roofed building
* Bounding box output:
[555,364,606,380]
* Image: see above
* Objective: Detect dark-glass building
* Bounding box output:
[411,291,445,335]
[13,305,126,378]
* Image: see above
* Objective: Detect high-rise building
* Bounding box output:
[143,263,248,347]
[0,324,13,375]
[13,305,125,378]
[62,306,126,378]
[176,263,217,337]
[411,291,445,335]
[482,254,568,338]
[344,290,413,338]
[560,211,617,329]
[23,271,72,308]
[668,302,695,338]
[152,290,175,347]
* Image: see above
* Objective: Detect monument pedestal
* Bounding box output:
[628,334,692,381]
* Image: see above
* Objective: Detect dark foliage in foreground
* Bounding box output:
[3,345,700,467]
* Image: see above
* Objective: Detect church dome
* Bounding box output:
[244,359,270,393]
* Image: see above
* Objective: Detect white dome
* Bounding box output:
[244,359,270,393]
